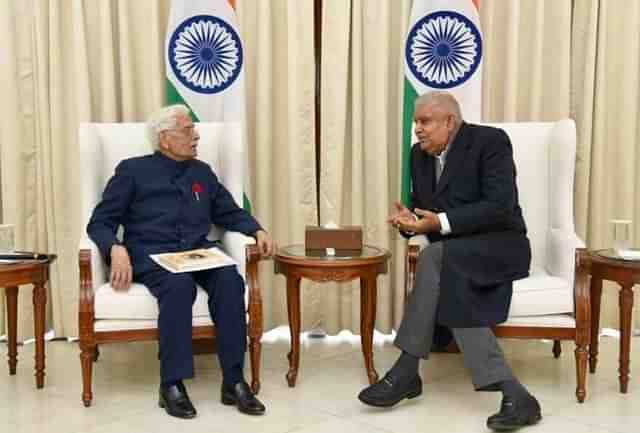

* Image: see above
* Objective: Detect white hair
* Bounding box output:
[415,91,463,121]
[146,104,191,150]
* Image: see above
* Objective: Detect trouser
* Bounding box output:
[394,242,514,389]
[137,265,246,385]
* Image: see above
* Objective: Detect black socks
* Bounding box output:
[500,379,529,400]
[388,351,420,384]
[161,379,181,389]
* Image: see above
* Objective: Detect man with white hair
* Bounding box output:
[358,91,541,431]
[87,104,275,419]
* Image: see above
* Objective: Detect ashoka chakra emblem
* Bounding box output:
[406,11,482,89]
[168,15,243,94]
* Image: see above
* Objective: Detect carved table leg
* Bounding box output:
[360,274,379,384]
[6,286,18,375]
[589,276,602,373]
[286,276,301,387]
[33,282,47,388]
[619,283,634,393]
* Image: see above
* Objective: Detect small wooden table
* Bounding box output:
[1,255,56,388]
[274,245,390,387]
[587,249,640,393]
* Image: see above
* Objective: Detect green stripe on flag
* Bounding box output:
[165,79,253,213]
[243,195,252,214]
[166,80,201,122]
[401,78,418,207]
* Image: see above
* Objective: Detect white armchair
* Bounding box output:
[405,119,591,402]
[77,122,264,407]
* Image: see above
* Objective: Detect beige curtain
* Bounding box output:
[1,0,637,339]
[572,0,640,329]
[480,0,571,121]
[0,0,316,340]
[318,0,573,334]
[317,0,411,334]
[237,0,318,330]
[0,0,170,340]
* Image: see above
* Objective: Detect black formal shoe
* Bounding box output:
[358,374,422,407]
[221,381,266,415]
[487,393,542,431]
[159,382,197,419]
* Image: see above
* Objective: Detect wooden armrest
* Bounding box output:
[245,244,265,339]
[78,249,95,314]
[405,244,420,300]
[573,248,592,345]
[78,249,96,347]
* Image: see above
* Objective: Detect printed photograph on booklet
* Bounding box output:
[150,247,237,273]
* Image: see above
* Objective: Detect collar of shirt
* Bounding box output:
[154,151,193,172]
[436,123,462,167]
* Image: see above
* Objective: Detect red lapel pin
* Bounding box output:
[192,182,204,201]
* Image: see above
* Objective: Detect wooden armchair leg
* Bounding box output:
[80,343,95,407]
[575,343,588,403]
[553,340,562,358]
[249,335,262,394]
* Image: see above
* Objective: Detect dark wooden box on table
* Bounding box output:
[305,226,363,256]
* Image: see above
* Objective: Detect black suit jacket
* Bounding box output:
[408,122,531,327]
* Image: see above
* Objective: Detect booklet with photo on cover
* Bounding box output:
[150,247,237,273]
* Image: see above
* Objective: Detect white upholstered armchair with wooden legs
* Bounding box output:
[405,119,592,402]
[77,122,265,407]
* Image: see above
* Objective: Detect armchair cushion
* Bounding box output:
[510,268,573,317]
[500,314,575,329]
[94,316,213,332]
[94,282,211,320]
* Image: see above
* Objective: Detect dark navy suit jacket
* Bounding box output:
[87,152,262,276]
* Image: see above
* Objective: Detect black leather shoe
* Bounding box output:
[159,382,197,419]
[358,374,422,407]
[487,393,542,431]
[221,381,266,415]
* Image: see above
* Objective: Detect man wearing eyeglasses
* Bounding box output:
[87,104,275,419]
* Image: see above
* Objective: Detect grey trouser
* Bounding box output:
[395,241,514,389]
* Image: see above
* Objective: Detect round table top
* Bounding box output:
[0,254,57,271]
[592,249,640,269]
[275,244,389,263]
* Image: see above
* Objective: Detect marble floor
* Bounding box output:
[1,329,638,433]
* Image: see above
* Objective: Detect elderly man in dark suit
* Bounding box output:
[358,91,541,431]
[87,104,275,419]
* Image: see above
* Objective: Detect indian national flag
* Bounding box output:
[165,0,252,211]
[401,0,483,205]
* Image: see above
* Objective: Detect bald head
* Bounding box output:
[415,91,463,123]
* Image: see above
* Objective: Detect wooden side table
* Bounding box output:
[1,255,56,388]
[586,249,640,393]
[274,245,390,387]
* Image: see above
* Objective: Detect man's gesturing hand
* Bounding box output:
[387,201,414,227]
